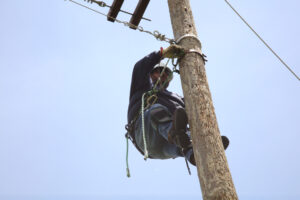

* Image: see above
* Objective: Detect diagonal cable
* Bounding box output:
[66,0,174,44]
[84,0,151,21]
[224,0,300,81]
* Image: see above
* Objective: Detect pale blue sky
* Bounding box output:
[0,0,299,199]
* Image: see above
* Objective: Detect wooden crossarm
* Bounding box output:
[107,0,124,22]
[129,0,150,29]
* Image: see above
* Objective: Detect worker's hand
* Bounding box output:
[162,44,185,58]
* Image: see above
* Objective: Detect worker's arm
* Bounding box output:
[129,45,185,97]
[129,51,162,97]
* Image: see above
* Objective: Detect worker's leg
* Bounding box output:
[134,104,183,159]
[166,107,195,165]
[150,104,197,165]
[156,117,195,165]
[135,104,229,165]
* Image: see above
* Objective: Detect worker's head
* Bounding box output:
[150,64,173,89]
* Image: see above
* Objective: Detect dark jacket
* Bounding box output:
[127,51,185,123]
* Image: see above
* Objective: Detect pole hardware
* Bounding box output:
[84,0,151,22]
[129,0,151,29]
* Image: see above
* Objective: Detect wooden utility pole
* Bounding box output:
[167,1,238,199]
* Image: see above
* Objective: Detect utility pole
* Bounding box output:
[167,1,238,199]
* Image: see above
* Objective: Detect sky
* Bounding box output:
[0,0,299,199]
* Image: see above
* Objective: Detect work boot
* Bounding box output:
[168,108,191,149]
[222,135,230,150]
[183,136,230,167]
[183,147,196,166]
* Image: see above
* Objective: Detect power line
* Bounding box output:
[224,0,300,81]
[66,0,174,44]
[84,0,151,21]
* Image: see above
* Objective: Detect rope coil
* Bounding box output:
[141,92,149,160]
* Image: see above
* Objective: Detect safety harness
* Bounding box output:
[124,44,207,177]
[125,57,179,177]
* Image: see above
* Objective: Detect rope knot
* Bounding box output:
[153,31,166,41]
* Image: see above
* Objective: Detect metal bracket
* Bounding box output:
[187,49,207,63]
[176,34,201,47]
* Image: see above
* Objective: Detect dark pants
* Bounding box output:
[134,104,193,161]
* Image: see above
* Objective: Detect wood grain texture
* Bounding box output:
[167,1,238,199]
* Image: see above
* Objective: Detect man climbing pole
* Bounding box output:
[126,44,229,166]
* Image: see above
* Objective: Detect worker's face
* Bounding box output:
[150,70,170,88]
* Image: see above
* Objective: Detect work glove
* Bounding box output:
[162,44,185,58]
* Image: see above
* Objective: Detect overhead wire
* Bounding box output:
[68,0,298,81]
[84,0,151,21]
[224,0,300,81]
[66,0,174,44]
[66,0,300,178]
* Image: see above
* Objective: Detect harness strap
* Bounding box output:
[124,57,175,177]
